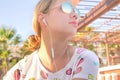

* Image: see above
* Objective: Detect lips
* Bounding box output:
[68,21,78,27]
[69,21,77,24]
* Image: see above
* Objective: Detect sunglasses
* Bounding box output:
[61,2,80,20]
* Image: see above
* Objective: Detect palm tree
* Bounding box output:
[19,40,32,58]
[0,26,21,76]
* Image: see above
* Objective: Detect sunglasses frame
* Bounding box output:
[48,1,80,20]
[61,2,80,19]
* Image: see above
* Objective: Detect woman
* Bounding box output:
[3,0,99,80]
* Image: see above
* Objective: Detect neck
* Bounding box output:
[38,34,69,65]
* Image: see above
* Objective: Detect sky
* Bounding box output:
[0,0,39,41]
[0,0,119,41]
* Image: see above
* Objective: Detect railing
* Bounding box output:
[111,56,120,65]
[98,64,120,80]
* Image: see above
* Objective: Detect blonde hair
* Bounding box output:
[28,0,55,51]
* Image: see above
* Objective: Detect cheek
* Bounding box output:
[49,7,70,27]
[50,12,68,28]
[47,10,77,36]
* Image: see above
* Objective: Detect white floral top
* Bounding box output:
[3,48,99,80]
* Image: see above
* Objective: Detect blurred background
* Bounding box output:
[0,0,120,80]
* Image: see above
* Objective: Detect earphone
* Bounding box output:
[42,17,58,71]
[42,18,47,26]
[43,18,55,60]
[43,18,55,58]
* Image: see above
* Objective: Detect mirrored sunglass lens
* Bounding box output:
[62,2,72,13]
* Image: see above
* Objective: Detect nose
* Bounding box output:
[70,12,78,20]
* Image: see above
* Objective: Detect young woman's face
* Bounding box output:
[45,0,79,38]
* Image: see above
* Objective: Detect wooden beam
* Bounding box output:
[107,34,120,41]
[100,17,120,20]
[77,0,120,31]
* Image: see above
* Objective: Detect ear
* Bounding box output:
[38,12,45,23]
[38,12,47,29]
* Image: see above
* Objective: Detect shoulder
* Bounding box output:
[76,47,99,61]
[72,48,99,79]
[23,50,38,61]
[69,46,99,62]
[3,50,38,80]
[74,47,100,68]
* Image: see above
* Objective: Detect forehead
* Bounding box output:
[54,0,79,6]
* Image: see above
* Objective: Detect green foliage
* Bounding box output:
[0,27,15,43]
[12,35,21,45]
[19,40,32,58]
[0,26,33,78]
[0,26,22,75]
[11,58,18,65]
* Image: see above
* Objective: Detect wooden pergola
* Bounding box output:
[74,0,120,66]
[73,0,120,79]
[77,0,120,30]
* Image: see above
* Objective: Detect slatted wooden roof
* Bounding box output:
[72,0,120,44]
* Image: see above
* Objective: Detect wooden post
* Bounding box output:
[105,33,110,66]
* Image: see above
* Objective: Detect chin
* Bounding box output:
[71,29,77,35]
[67,30,77,40]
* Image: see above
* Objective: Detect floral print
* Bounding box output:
[77,48,85,54]
[40,70,48,79]
[29,77,35,80]
[66,68,72,75]
[77,58,84,66]
[14,69,20,80]
[3,48,99,80]
[88,74,94,80]
[74,66,82,74]
[53,78,60,80]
